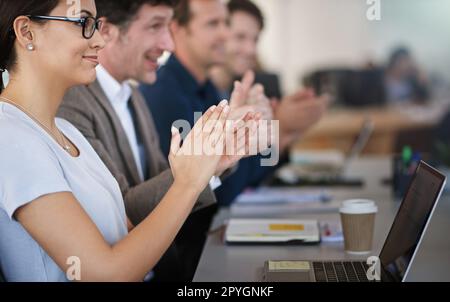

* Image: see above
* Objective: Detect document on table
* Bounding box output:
[225,218,320,244]
[234,188,332,204]
[231,188,339,217]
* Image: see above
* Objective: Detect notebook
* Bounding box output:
[230,188,337,217]
[225,219,321,245]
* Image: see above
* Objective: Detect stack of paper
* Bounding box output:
[230,188,338,217]
[225,218,320,244]
[289,150,344,167]
[234,188,332,204]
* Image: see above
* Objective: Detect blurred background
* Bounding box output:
[251,0,450,165]
[254,0,450,95]
[4,0,448,165]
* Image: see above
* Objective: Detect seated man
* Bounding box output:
[139,0,279,277]
[141,0,329,206]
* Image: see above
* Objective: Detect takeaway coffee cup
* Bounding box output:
[340,199,378,254]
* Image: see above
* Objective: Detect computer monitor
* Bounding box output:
[379,161,446,281]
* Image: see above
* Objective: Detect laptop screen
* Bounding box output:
[379,161,446,281]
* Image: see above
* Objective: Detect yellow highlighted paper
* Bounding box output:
[269,224,304,231]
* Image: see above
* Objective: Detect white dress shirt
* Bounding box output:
[96,65,146,181]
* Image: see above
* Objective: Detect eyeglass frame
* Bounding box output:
[25,15,103,39]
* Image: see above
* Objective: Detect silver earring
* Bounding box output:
[26,43,35,51]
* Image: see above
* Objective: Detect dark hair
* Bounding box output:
[173,0,191,26]
[173,0,265,29]
[96,0,177,29]
[388,47,411,69]
[0,0,59,93]
[174,0,235,27]
[227,0,264,30]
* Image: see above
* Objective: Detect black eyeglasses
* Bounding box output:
[26,15,103,39]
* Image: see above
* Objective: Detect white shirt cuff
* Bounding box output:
[209,176,222,191]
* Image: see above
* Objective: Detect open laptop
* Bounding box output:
[263,161,446,282]
[275,119,374,186]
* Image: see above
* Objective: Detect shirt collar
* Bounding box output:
[96,65,132,107]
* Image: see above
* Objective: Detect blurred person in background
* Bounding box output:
[210,0,329,152]
[384,47,430,104]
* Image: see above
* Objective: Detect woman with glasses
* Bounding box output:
[0,0,234,281]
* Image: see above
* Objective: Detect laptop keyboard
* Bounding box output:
[312,261,371,282]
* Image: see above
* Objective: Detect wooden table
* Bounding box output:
[294,105,443,155]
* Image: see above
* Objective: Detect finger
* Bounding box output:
[232,119,250,147]
[234,133,247,157]
[249,83,264,97]
[236,127,254,156]
[241,70,255,94]
[229,81,245,108]
[191,105,217,139]
[245,120,259,155]
[218,102,231,127]
[222,121,238,157]
[230,118,244,135]
[248,84,264,105]
[230,105,256,121]
[248,84,264,99]
[169,126,182,156]
[232,111,254,128]
[233,124,250,156]
[227,110,252,154]
[235,122,250,145]
[211,125,226,151]
[204,102,230,156]
[203,101,227,134]
[242,112,255,123]
[230,110,257,143]
[209,108,230,155]
[201,105,217,125]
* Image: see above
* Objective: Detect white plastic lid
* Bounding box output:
[339,199,378,214]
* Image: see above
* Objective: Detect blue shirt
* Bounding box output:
[140,55,277,205]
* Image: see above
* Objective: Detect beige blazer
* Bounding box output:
[58,80,216,225]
